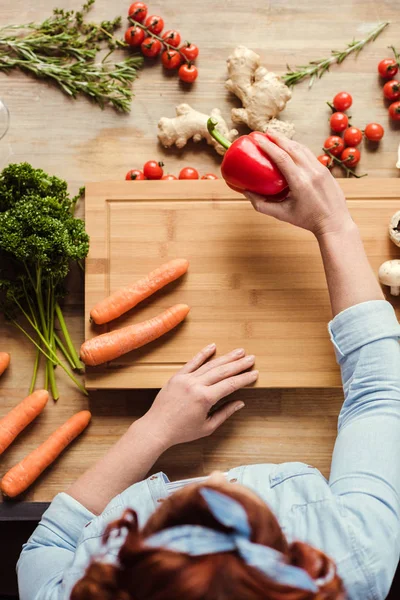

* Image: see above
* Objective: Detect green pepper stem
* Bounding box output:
[207,117,232,150]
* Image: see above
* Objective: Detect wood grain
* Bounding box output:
[0,0,399,502]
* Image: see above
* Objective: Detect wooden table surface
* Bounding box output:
[0,0,399,506]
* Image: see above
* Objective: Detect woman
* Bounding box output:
[18,136,400,600]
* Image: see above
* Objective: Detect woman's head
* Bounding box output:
[71,478,345,600]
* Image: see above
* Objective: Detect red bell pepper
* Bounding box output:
[207,118,289,199]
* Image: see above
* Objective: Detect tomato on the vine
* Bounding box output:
[341,147,361,167]
[317,155,333,168]
[378,58,398,79]
[323,135,345,157]
[364,123,384,141]
[179,167,199,180]
[128,2,148,22]
[162,30,181,48]
[332,92,352,111]
[126,169,146,181]
[389,101,400,121]
[179,63,198,83]
[161,174,178,180]
[180,42,199,61]
[201,173,219,180]
[143,160,164,180]
[383,80,400,100]
[330,112,348,133]
[161,49,182,70]
[124,25,145,47]
[343,127,362,147]
[144,15,164,35]
[141,37,162,58]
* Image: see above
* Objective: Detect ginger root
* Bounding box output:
[158,104,238,155]
[226,46,294,136]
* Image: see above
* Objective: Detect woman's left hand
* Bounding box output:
[140,344,258,449]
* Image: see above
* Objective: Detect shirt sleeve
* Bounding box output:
[17,493,94,600]
[328,300,400,599]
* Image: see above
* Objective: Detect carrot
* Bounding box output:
[0,352,10,377]
[90,258,189,325]
[81,303,190,366]
[1,410,91,497]
[0,390,48,455]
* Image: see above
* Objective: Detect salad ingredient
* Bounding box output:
[128,2,148,22]
[125,25,145,47]
[201,173,219,180]
[330,112,348,132]
[144,15,164,35]
[332,92,352,112]
[0,1,143,113]
[126,169,146,180]
[0,390,48,455]
[207,118,288,198]
[317,155,333,168]
[1,411,91,497]
[389,211,400,247]
[179,167,199,180]
[179,63,198,82]
[158,104,238,156]
[143,160,164,179]
[162,30,181,48]
[364,122,384,141]
[341,147,361,167]
[283,22,389,87]
[378,261,400,296]
[389,101,400,121]
[323,149,367,179]
[141,36,162,57]
[162,49,182,70]
[0,353,10,376]
[90,258,189,324]
[324,135,345,157]
[81,304,190,366]
[226,46,293,135]
[378,58,398,79]
[161,174,178,180]
[343,127,362,147]
[180,42,199,61]
[383,80,400,100]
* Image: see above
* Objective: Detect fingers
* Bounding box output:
[179,343,216,374]
[194,347,246,376]
[210,369,259,402]
[200,354,256,386]
[253,135,299,187]
[244,190,294,220]
[206,400,245,432]
[266,132,327,173]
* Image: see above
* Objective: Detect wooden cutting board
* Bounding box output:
[84,179,400,390]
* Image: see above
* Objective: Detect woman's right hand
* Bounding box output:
[244,134,355,238]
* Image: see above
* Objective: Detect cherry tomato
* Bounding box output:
[128,2,148,22]
[364,122,384,141]
[179,63,198,83]
[389,101,400,121]
[161,174,178,180]
[332,92,352,112]
[143,160,164,180]
[378,58,398,79]
[162,30,181,48]
[179,167,199,180]
[124,25,145,47]
[201,173,219,180]
[341,147,361,167]
[161,49,182,70]
[317,155,333,168]
[383,80,400,100]
[125,169,146,181]
[330,112,348,133]
[323,135,345,157]
[141,37,162,58]
[144,15,164,35]
[179,42,199,61]
[343,127,362,147]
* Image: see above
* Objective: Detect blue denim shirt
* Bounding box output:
[17,301,400,600]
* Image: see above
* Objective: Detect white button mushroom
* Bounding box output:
[389,211,400,248]
[378,260,400,296]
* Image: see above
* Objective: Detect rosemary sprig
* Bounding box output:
[283,22,389,88]
[323,148,367,179]
[0,0,144,112]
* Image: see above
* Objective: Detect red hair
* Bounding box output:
[71,481,345,600]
